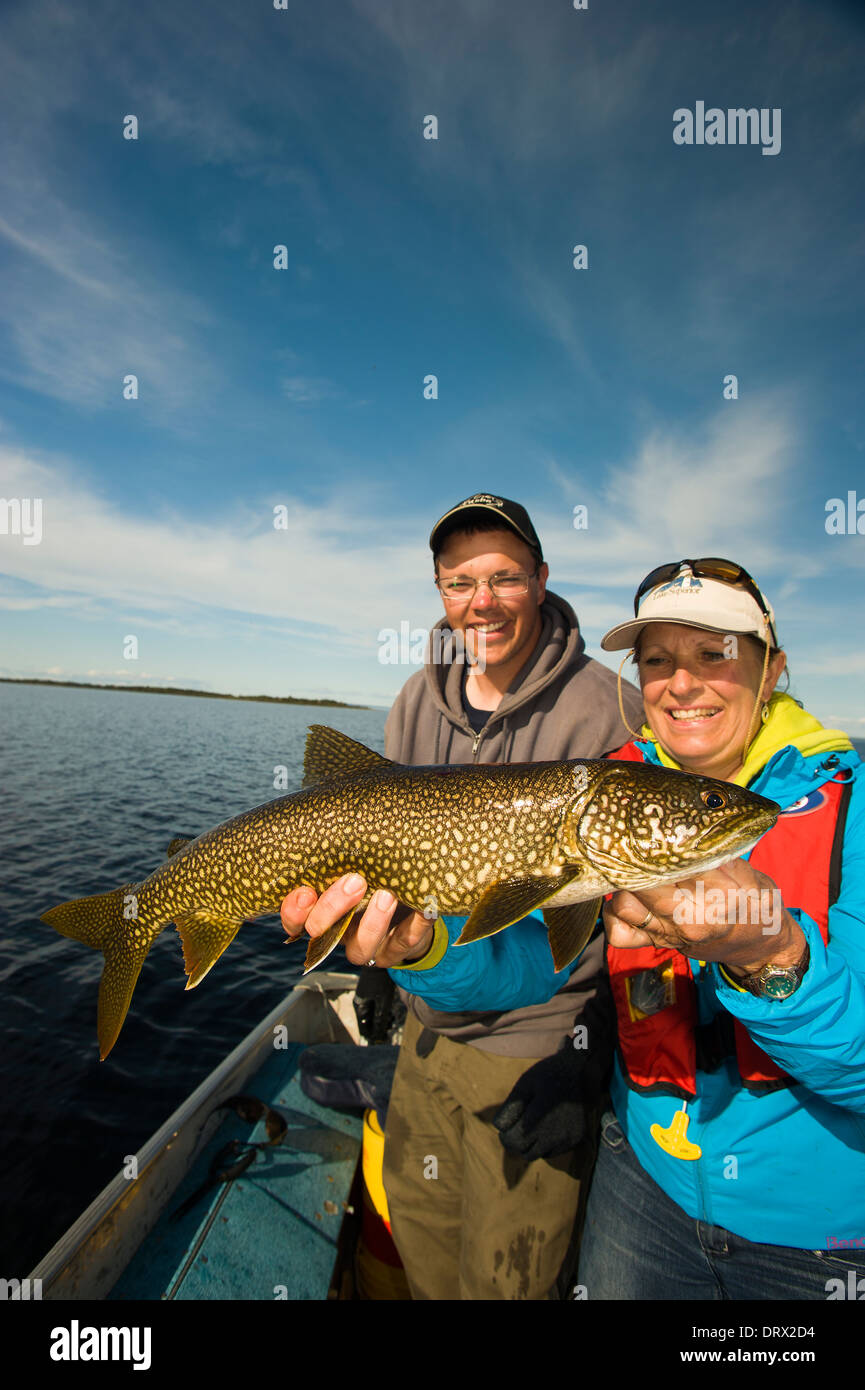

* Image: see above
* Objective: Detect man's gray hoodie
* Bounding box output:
[384,589,644,1056]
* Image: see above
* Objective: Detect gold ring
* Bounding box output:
[638,909,654,930]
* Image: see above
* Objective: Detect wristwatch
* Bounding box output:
[733,942,811,1000]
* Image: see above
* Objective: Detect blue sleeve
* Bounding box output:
[388,912,571,1012]
[712,770,865,1113]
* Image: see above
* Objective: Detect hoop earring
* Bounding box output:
[761,703,770,724]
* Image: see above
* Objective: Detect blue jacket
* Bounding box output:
[392,741,865,1249]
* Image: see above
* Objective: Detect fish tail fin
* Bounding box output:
[41,884,161,1060]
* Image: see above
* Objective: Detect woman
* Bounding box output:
[281,557,865,1300]
[577,557,865,1299]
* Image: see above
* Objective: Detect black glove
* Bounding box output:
[492,990,614,1160]
[353,966,398,1043]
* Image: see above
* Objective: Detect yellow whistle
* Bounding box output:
[650,1101,702,1160]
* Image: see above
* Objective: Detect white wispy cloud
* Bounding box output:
[536,394,811,590]
[0,187,216,410]
[0,394,822,648]
[281,376,339,405]
[0,444,439,641]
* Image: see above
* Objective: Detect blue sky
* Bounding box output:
[1,0,864,730]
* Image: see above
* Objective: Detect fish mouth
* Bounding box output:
[693,804,778,855]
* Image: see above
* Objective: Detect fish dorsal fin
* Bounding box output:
[166,836,193,858]
[302,725,392,788]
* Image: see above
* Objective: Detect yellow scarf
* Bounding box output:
[644,692,853,786]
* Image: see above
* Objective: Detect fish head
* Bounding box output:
[560,761,779,887]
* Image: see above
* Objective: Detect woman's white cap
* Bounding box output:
[600,567,777,651]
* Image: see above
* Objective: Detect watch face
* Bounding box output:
[762,974,796,999]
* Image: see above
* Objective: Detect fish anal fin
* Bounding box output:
[174,909,247,989]
[302,725,392,789]
[302,906,358,973]
[455,870,583,946]
[543,898,603,971]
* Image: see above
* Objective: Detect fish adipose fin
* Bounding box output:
[303,725,392,788]
[174,909,247,990]
[302,905,358,974]
[455,870,583,946]
[543,899,603,971]
[41,885,161,1061]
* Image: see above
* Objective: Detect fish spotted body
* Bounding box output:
[41,725,779,1058]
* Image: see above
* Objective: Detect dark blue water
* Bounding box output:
[0,682,386,1277]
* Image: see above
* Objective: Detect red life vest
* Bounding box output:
[606,741,852,1097]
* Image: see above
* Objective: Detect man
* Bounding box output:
[284,494,643,1298]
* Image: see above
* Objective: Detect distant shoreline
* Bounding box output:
[0,677,368,710]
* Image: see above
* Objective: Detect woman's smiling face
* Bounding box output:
[637,622,786,781]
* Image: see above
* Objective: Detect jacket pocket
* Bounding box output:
[812,1246,865,1274]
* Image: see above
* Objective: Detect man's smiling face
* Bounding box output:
[435,528,548,678]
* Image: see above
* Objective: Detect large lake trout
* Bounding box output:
[42,725,778,1058]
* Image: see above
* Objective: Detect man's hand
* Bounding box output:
[604,857,806,977]
[280,873,435,969]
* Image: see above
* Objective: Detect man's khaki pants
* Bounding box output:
[381,1011,594,1300]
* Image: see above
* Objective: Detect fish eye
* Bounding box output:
[701,790,726,809]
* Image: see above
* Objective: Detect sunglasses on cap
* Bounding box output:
[633,557,778,645]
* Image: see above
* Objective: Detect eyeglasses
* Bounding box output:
[435,569,538,603]
[633,557,777,644]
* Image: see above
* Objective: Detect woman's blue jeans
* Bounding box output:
[577,1110,865,1300]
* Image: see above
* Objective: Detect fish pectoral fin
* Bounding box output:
[302,905,358,974]
[174,909,247,989]
[543,899,603,971]
[455,870,583,946]
[166,836,193,858]
[302,725,393,788]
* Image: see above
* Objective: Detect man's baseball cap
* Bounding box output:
[429,494,543,560]
[601,561,778,651]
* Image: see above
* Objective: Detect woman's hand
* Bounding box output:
[280,873,435,969]
[604,857,806,977]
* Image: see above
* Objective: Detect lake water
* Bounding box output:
[1,681,862,1279]
[0,682,386,1277]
